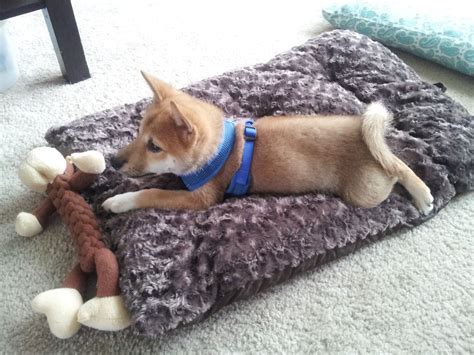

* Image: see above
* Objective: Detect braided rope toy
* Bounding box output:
[15,147,131,338]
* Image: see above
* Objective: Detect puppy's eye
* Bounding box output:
[147,139,162,153]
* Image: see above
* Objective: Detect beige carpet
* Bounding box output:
[1,0,472,353]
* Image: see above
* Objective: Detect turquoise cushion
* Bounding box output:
[322,2,474,76]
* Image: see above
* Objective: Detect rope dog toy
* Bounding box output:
[15,147,131,338]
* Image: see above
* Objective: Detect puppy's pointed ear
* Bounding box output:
[170,101,194,144]
[141,71,175,103]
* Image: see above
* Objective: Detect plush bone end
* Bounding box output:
[78,295,131,331]
[15,212,43,237]
[67,151,106,174]
[31,288,83,339]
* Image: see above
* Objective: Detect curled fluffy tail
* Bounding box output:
[361,102,398,175]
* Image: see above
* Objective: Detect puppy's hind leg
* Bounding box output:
[393,158,434,215]
[342,165,396,209]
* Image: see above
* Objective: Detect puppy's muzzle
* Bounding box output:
[110,156,126,170]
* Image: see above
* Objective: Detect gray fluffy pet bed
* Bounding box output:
[45,30,473,336]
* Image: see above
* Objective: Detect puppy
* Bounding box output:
[102,72,434,214]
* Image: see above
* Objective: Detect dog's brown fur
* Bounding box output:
[102,72,433,215]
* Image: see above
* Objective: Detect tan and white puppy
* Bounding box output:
[102,72,434,214]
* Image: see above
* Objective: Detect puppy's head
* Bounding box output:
[112,72,222,177]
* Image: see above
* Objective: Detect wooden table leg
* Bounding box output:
[43,0,90,83]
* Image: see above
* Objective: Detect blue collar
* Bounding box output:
[180,119,257,196]
[180,120,236,191]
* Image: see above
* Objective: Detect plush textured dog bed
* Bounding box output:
[45,30,473,336]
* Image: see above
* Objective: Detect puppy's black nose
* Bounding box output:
[110,156,126,170]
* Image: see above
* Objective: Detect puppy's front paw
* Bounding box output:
[102,192,140,213]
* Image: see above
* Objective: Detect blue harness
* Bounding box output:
[180,119,256,196]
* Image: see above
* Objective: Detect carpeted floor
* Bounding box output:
[1,1,472,353]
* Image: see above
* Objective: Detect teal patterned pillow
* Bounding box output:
[322,2,474,76]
